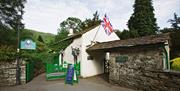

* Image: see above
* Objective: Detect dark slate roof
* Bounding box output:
[87,33,170,51]
[52,24,100,45]
[66,24,100,39]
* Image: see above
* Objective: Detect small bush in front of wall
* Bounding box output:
[171,57,180,71]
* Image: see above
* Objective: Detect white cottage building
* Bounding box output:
[59,24,119,78]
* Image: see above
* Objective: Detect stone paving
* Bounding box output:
[0,73,136,91]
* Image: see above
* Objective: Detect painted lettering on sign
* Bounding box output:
[20,39,36,50]
[65,64,74,85]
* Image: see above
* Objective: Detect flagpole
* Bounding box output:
[92,25,101,44]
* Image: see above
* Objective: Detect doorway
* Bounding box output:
[103,52,110,82]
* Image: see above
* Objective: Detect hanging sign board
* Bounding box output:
[20,39,36,50]
[65,64,74,85]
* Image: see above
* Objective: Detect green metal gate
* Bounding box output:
[45,61,80,80]
[26,61,34,83]
[45,63,66,80]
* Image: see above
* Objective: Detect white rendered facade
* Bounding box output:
[60,25,119,78]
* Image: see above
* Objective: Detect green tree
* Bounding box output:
[57,11,101,36]
[116,29,131,40]
[0,30,17,45]
[80,11,101,30]
[128,0,158,37]
[59,17,82,34]
[0,0,26,30]
[55,29,68,42]
[159,13,180,33]
[54,29,72,51]
[168,13,180,30]
[92,11,99,22]
[54,11,101,51]
[0,0,26,46]
[38,35,44,43]
[20,29,34,40]
[55,17,81,51]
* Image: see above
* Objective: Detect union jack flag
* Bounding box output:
[101,14,113,35]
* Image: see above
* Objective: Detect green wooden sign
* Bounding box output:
[20,39,36,50]
[116,56,128,63]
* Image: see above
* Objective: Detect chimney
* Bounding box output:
[68,28,73,36]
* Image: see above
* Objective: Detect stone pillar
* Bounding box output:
[0,60,26,86]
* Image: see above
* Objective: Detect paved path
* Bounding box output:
[0,74,136,91]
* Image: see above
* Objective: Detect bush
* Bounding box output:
[0,45,16,61]
[170,57,180,71]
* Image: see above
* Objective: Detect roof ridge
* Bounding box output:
[87,33,170,51]
[51,23,101,46]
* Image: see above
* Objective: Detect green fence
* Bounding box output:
[26,61,34,83]
[45,61,80,80]
[46,63,66,80]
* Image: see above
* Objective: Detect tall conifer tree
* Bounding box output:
[128,0,158,37]
[0,0,26,30]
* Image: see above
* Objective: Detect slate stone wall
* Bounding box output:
[109,46,180,91]
[0,60,26,86]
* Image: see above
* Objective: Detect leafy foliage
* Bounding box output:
[116,29,140,40]
[0,29,17,45]
[20,50,57,64]
[159,28,175,33]
[0,0,56,75]
[159,13,180,33]
[59,17,82,34]
[19,29,56,63]
[168,13,180,30]
[55,11,101,51]
[80,11,101,31]
[37,35,45,43]
[169,30,180,59]
[0,45,16,61]
[171,57,180,71]
[128,0,158,37]
[0,28,55,63]
[57,11,101,35]
[54,29,72,51]
[22,29,55,44]
[0,0,26,29]
[116,30,130,40]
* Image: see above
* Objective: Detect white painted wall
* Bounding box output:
[63,37,82,64]
[81,25,119,78]
[60,25,119,78]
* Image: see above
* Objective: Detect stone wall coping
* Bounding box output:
[165,70,180,75]
[145,69,180,76]
[0,67,17,70]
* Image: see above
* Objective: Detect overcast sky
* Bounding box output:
[23,0,180,34]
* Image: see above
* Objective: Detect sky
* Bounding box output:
[23,0,180,34]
